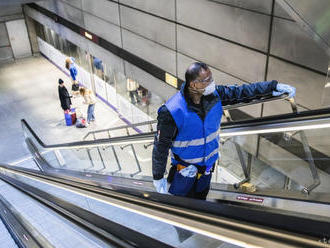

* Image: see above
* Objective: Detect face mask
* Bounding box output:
[203,81,215,96]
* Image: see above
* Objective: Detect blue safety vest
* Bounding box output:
[165,91,222,172]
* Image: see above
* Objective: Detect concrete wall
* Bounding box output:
[28,0,329,113]
[0,5,24,62]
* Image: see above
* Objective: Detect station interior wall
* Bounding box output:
[24,0,329,121]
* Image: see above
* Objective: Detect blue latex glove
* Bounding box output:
[153,178,168,194]
[273,83,296,98]
[179,165,197,178]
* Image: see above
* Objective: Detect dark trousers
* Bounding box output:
[168,171,212,200]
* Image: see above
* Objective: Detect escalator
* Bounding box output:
[0,172,118,248]
[0,95,327,247]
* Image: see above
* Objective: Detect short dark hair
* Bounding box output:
[185,62,209,86]
[58,78,64,84]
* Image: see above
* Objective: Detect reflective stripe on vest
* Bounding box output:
[172,130,219,148]
[165,91,222,170]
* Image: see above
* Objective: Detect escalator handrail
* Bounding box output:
[82,93,290,140]
[221,107,330,129]
[21,118,155,149]
[21,107,330,150]
[82,119,157,140]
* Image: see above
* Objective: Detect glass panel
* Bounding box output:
[22,113,330,196]
[321,63,330,107]
[215,127,330,194]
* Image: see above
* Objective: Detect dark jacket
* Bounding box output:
[152,80,278,180]
[58,85,72,111]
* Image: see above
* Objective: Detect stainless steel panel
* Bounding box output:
[120,0,175,20]
[25,4,61,35]
[6,19,32,59]
[274,0,293,20]
[0,47,13,62]
[177,53,245,84]
[120,6,176,50]
[266,57,327,111]
[60,0,82,9]
[271,17,328,73]
[55,1,84,26]
[122,29,177,75]
[36,0,57,13]
[210,0,272,14]
[177,25,267,82]
[82,0,119,26]
[25,5,89,51]
[277,0,330,57]
[84,13,122,47]
[177,0,271,52]
[0,4,22,16]
[0,23,10,47]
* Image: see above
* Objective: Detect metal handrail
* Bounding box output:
[82,93,289,140]
[21,108,330,150]
[82,119,157,140]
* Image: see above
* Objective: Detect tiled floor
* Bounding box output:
[0,56,124,164]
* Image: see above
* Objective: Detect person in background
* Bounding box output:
[93,56,105,79]
[152,62,296,200]
[126,78,140,104]
[65,57,79,94]
[58,78,72,111]
[79,87,96,125]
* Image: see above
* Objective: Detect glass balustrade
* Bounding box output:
[21,111,330,200]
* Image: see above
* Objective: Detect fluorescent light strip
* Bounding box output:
[221,122,330,137]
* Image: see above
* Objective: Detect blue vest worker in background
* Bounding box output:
[152,62,296,200]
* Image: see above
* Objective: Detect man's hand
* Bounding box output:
[153,178,168,194]
[273,83,296,98]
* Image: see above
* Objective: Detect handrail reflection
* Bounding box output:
[21,108,330,151]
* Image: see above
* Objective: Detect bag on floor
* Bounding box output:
[76,117,87,128]
[64,110,72,126]
[71,82,79,91]
[64,109,76,126]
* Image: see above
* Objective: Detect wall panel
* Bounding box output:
[122,29,176,75]
[177,25,266,82]
[120,6,176,49]
[0,47,13,62]
[266,57,326,111]
[177,0,270,52]
[120,0,175,20]
[84,13,122,47]
[271,17,328,73]
[82,0,119,26]
[0,23,10,47]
